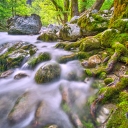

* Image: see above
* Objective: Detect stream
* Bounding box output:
[0,32,95,128]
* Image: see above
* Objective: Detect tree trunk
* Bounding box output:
[64,0,70,23]
[71,0,79,17]
[91,0,105,11]
[110,0,128,25]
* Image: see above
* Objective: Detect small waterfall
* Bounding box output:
[0,32,95,128]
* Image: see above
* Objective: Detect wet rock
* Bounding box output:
[37,32,57,42]
[70,16,80,24]
[59,23,81,41]
[14,72,28,80]
[8,91,38,123]
[0,41,37,72]
[0,70,14,78]
[82,54,101,68]
[77,11,109,36]
[26,52,51,68]
[35,62,61,84]
[8,14,42,35]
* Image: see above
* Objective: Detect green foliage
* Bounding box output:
[101,0,113,10]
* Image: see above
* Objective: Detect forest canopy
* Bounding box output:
[0,0,113,26]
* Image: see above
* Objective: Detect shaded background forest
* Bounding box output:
[0,0,113,26]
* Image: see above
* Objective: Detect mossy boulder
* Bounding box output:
[110,19,128,33]
[77,12,109,36]
[100,29,128,48]
[35,62,61,84]
[59,23,81,41]
[58,52,87,63]
[104,78,114,85]
[0,41,37,72]
[79,36,101,52]
[37,32,57,42]
[27,52,51,68]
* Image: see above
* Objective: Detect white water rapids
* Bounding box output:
[0,32,95,128]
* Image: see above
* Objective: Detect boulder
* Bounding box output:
[47,24,62,34]
[0,41,37,72]
[82,54,102,68]
[8,91,38,123]
[77,11,110,36]
[27,52,51,68]
[59,23,81,41]
[7,14,42,35]
[37,32,57,42]
[110,19,128,33]
[35,62,61,84]
[79,36,101,52]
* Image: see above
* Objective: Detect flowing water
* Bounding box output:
[0,32,95,128]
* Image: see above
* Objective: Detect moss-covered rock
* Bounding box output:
[59,23,81,41]
[58,52,88,63]
[27,52,51,68]
[77,12,109,36]
[37,32,57,42]
[35,62,61,84]
[55,42,67,49]
[100,29,119,48]
[107,91,128,128]
[79,36,101,52]
[100,29,128,48]
[111,19,128,33]
[104,78,114,85]
[0,41,37,72]
[64,41,81,51]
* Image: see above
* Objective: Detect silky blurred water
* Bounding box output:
[0,32,95,128]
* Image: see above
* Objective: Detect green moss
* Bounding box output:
[55,42,67,49]
[101,29,128,48]
[64,41,81,51]
[29,49,36,56]
[100,29,119,48]
[79,36,101,52]
[107,101,128,128]
[99,76,128,104]
[112,42,127,55]
[28,52,51,68]
[92,14,107,22]
[35,63,61,84]
[85,69,93,77]
[58,52,88,63]
[111,19,128,33]
[99,72,107,79]
[37,32,57,42]
[104,78,114,85]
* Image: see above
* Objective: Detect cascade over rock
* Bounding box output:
[35,62,61,84]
